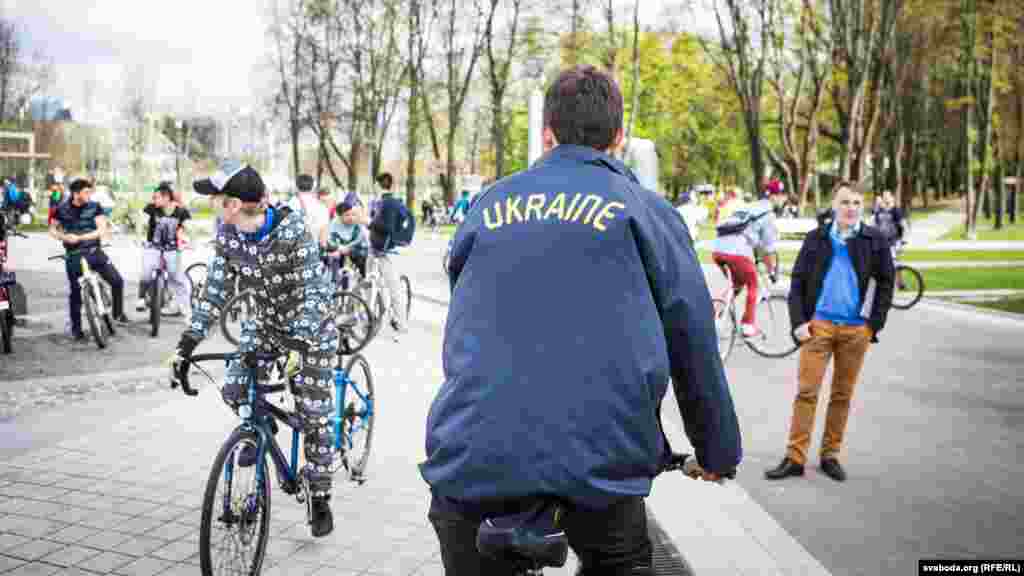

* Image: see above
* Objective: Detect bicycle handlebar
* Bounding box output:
[172,351,287,398]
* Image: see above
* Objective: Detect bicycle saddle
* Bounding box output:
[476,500,569,569]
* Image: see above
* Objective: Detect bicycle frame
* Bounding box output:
[199,351,374,498]
[79,256,108,316]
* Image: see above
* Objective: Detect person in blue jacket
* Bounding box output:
[420,65,742,575]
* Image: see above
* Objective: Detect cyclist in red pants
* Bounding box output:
[710,180,788,338]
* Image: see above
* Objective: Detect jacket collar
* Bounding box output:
[535,144,640,184]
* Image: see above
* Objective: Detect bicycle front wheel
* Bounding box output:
[149,276,163,338]
[199,428,271,576]
[82,286,106,349]
[333,290,373,355]
[744,294,799,359]
[100,284,115,335]
[891,265,924,310]
[712,298,736,362]
[338,354,374,483]
[400,275,412,322]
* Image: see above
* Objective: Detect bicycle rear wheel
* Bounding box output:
[333,290,373,355]
[891,265,924,310]
[83,286,106,349]
[399,275,412,323]
[100,284,115,335]
[186,262,208,303]
[712,298,736,362]
[744,294,799,358]
[199,428,271,576]
[338,354,374,483]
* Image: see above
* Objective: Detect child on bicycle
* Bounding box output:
[171,160,340,537]
[137,182,191,317]
[325,199,368,289]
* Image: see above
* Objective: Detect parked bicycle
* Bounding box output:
[712,257,798,361]
[172,289,375,576]
[48,245,116,349]
[890,241,924,310]
[0,209,27,354]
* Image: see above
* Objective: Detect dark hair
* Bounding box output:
[376,172,393,190]
[543,65,623,150]
[69,178,93,194]
[296,174,314,192]
[336,201,353,215]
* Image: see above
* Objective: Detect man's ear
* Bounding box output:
[610,128,625,155]
[542,126,557,152]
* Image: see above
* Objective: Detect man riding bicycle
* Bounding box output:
[709,180,788,338]
[50,178,129,341]
[136,182,191,317]
[171,160,340,537]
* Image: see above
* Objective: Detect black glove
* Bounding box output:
[171,334,199,389]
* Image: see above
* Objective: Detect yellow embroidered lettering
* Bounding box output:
[544,193,567,220]
[483,203,504,229]
[592,202,625,231]
[505,196,524,223]
[571,195,603,223]
[563,193,582,221]
[524,194,546,222]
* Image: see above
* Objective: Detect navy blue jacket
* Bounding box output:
[369,193,404,251]
[420,145,742,510]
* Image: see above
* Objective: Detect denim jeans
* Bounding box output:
[428,494,653,575]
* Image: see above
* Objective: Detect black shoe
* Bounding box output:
[310,496,333,537]
[114,314,131,325]
[765,457,805,480]
[71,332,87,342]
[237,444,259,468]
[819,458,847,482]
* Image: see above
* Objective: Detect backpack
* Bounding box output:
[391,202,416,247]
[715,208,770,237]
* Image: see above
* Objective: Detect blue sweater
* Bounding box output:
[814,225,865,326]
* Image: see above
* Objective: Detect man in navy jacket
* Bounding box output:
[420,65,742,575]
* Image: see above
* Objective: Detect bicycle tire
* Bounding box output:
[400,275,412,322]
[100,284,115,335]
[744,294,799,359]
[712,298,736,362]
[83,286,106,349]
[1,308,12,354]
[368,290,386,341]
[891,265,924,310]
[186,262,208,303]
[220,290,255,347]
[340,353,374,483]
[150,275,163,338]
[199,427,271,576]
[333,290,373,355]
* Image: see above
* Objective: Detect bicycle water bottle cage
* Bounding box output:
[476,500,569,569]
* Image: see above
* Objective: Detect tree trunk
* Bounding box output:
[290,122,301,180]
[493,96,506,178]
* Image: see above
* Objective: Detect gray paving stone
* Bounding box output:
[140,523,191,543]
[111,537,167,558]
[37,544,102,568]
[0,554,28,573]
[262,561,321,576]
[0,516,66,539]
[2,561,64,576]
[110,556,176,576]
[349,551,433,575]
[108,518,166,538]
[411,562,444,576]
[7,502,72,521]
[134,507,190,523]
[49,568,104,576]
[108,501,161,518]
[75,512,135,531]
[153,564,200,576]
[0,533,33,553]
[44,526,100,546]
[75,530,133,552]
[76,551,135,574]
[1,540,66,562]
[148,541,196,563]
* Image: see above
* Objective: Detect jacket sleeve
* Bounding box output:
[635,193,742,475]
[870,234,895,338]
[787,232,815,333]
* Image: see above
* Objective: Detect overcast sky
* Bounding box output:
[2,0,701,123]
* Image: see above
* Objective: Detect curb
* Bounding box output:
[918,297,1024,325]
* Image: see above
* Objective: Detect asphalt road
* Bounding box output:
[4,230,1022,576]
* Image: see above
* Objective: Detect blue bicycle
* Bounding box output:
[174,314,375,575]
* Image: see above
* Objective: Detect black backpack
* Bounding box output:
[391,202,416,247]
[716,208,771,237]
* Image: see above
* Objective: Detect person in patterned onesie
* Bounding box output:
[171,160,340,537]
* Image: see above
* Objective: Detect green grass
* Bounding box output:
[907,202,957,222]
[898,250,1024,262]
[959,296,1024,315]
[920,267,1024,291]
[939,214,1024,241]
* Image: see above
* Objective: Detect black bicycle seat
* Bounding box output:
[476,500,569,569]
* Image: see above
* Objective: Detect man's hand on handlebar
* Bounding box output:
[170,334,199,396]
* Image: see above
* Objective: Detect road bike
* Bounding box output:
[48,245,116,349]
[890,241,924,310]
[0,209,27,354]
[712,257,798,361]
[477,453,716,575]
[173,315,375,576]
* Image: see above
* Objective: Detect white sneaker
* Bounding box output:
[741,323,760,338]
[135,298,148,311]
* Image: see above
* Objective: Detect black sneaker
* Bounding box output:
[114,314,131,325]
[310,496,333,537]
